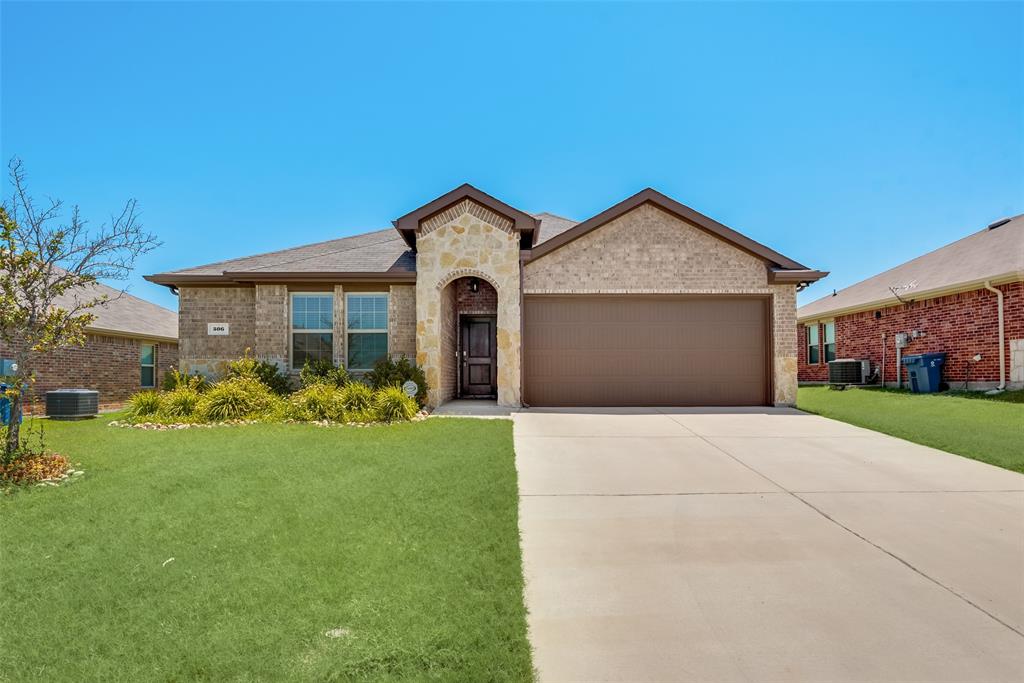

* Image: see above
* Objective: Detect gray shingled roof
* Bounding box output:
[56,280,178,341]
[798,215,1024,320]
[155,214,579,280]
[533,212,578,244]
[168,228,414,276]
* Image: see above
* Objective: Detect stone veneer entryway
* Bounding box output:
[414,199,523,408]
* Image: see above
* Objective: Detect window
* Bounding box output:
[346,293,388,370]
[291,293,334,370]
[824,321,837,362]
[140,344,156,388]
[806,324,820,364]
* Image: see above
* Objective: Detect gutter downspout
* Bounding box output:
[881,332,886,388]
[983,281,1006,391]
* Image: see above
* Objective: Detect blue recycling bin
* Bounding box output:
[0,382,23,426]
[901,353,946,393]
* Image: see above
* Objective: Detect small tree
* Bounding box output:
[0,158,159,456]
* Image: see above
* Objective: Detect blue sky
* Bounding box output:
[2,1,1022,310]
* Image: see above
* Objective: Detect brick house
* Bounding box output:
[0,280,179,412]
[147,185,825,408]
[798,215,1023,391]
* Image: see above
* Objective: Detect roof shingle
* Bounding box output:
[798,215,1024,320]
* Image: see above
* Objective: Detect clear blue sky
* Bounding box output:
[3,1,1022,311]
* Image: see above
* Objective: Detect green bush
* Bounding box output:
[338,382,374,413]
[161,367,207,392]
[127,391,162,419]
[197,377,279,422]
[374,386,419,422]
[226,350,291,395]
[159,387,202,419]
[365,355,428,407]
[299,359,349,388]
[287,383,345,422]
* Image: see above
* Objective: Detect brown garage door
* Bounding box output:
[523,295,769,407]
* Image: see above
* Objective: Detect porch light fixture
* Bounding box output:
[469,277,479,293]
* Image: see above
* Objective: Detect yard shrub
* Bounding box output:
[158,387,202,420]
[365,355,428,407]
[127,391,162,419]
[226,349,291,395]
[161,367,208,393]
[197,377,280,421]
[338,382,375,413]
[0,451,71,485]
[373,386,418,422]
[287,383,345,422]
[299,359,349,388]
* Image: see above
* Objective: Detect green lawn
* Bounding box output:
[0,417,534,682]
[798,386,1024,473]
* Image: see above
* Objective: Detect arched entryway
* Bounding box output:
[438,275,499,401]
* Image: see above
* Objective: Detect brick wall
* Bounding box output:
[455,277,498,315]
[798,281,1024,389]
[178,286,255,377]
[0,334,178,412]
[523,203,768,292]
[388,284,416,360]
[255,284,289,369]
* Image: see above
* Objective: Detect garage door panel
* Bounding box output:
[524,295,768,407]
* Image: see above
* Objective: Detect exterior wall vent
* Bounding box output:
[828,359,872,385]
[46,389,99,419]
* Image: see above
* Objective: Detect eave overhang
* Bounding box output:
[144,271,416,289]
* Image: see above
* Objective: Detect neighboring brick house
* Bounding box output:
[148,185,825,408]
[798,215,1024,391]
[0,280,179,412]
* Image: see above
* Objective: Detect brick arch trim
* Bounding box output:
[435,268,502,292]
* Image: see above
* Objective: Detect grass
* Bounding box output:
[798,386,1024,473]
[0,416,534,682]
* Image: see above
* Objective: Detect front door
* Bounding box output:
[460,315,497,397]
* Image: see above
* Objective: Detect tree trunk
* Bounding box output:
[4,386,21,457]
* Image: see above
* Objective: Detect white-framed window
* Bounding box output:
[140,344,156,388]
[291,292,334,370]
[346,292,388,371]
[824,321,837,362]
[806,324,820,365]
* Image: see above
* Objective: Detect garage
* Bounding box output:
[523,295,770,407]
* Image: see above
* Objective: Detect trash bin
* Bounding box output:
[0,383,24,426]
[901,352,946,393]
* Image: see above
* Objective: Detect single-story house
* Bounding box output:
[147,185,825,408]
[798,215,1023,391]
[0,280,179,411]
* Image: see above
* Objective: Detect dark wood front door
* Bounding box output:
[460,315,497,397]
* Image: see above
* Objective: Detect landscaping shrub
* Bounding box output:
[374,385,418,422]
[338,382,374,413]
[158,387,202,420]
[299,359,349,388]
[0,451,71,485]
[287,383,345,422]
[161,367,207,392]
[127,391,162,418]
[226,350,291,395]
[365,356,428,407]
[197,377,280,421]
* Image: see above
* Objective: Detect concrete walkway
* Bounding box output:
[514,407,1024,682]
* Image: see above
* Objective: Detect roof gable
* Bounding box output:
[392,183,540,249]
[526,188,815,277]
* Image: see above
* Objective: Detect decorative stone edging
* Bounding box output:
[107,409,431,431]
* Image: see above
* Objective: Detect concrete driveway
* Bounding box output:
[514,407,1024,682]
